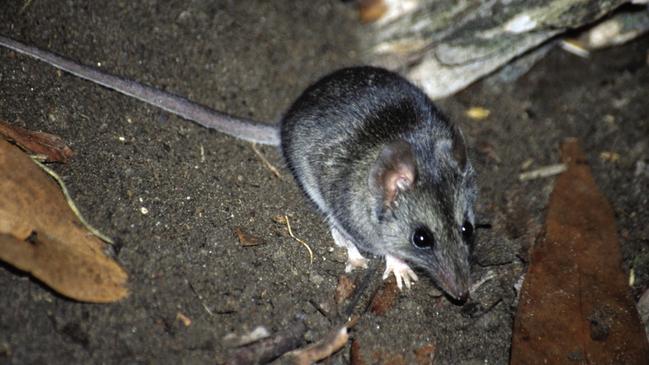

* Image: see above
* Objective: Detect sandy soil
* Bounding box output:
[1,1,647,364]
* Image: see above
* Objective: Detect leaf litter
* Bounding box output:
[511,138,649,364]
[0,139,127,303]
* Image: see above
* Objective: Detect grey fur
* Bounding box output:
[0,36,477,300]
[281,67,477,300]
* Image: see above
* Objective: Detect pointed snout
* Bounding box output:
[451,288,470,305]
[436,269,470,305]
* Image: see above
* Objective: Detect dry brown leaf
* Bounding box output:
[350,339,366,365]
[414,342,436,365]
[0,119,73,162]
[0,139,127,302]
[370,276,399,316]
[372,351,406,365]
[234,227,265,246]
[511,138,649,364]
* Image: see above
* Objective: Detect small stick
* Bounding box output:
[470,270,497,294]
[252,143,282,179]
[188,282,214,317]
[343,260,379,318]
[32,158,114,244]
[518,163,566,181]
[560,39,590,58]
[19,0,34,14]
[227,318,307,365]
[277,325,349,365]
[285,215,314,265]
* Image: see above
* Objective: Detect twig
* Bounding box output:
[252,143,282,179]
[518,163,566,181]
[560,39,590,58]
[277,325,349,365]
[343,260,379,318]
[285,215,313,265]
[31,158,114,244]
[308,299,333,324]
[19,0,34,14]
[227,317,307,365]
[188,282,214,317]
[470,270,497,294]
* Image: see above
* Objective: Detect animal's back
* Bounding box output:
[279,67,448,235]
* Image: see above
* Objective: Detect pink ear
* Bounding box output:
[369,140,417,209]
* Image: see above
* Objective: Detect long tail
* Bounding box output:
[0,35,280,146]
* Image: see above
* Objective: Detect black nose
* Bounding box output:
[455,291,469,305]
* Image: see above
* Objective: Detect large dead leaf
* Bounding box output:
[0,139,127,302]
[511,139,649,364]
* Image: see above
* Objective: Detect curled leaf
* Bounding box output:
[0,139,127,302]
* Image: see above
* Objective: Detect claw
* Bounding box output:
[383,254,418,290]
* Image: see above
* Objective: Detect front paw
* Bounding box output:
[382,254,418,290]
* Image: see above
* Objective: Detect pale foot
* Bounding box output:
[331,227,368,272]
[344,243,369,273]
[383,254,418,290]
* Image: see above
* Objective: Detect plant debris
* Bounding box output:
[0,139,127,302]
[223,326,271,347]
[0,119,73,163]
[175,312,192,327]
[271,215,287,225]
[284,215,314,265]
[234,227,265,246]
[251,143,282,179]
[278,324,349,365]
[465,106,491,120]
[350,339,365,365]
[369,276,399,316]
[226,318,307,365]
[511,138,649,364]
[599,150,620,163]
[414,342,436,365]
[33,159,113,244]
[517,163,566,181]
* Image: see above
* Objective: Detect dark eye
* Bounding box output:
[412,226,435,249]
[461,221,474,242]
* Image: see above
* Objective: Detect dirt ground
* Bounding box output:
[1,1,648,364]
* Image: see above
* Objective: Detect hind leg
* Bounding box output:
[331,227,368,273]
